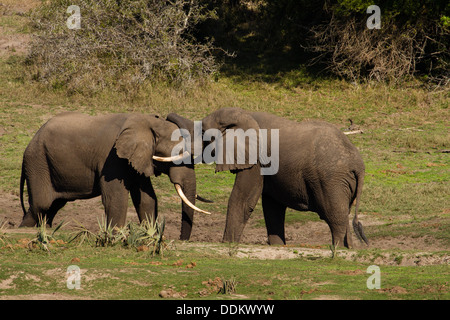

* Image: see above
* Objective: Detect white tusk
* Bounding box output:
[175,184,212,215]
[344,130,364,135]
[152,150,190,162]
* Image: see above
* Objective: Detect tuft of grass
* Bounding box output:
[330,241,339,259]
[218,276,237,295]
[69,216,124,248]
[69,220,95,246]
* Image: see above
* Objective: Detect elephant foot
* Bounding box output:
[19,211,37,227]
[268,235,286,245]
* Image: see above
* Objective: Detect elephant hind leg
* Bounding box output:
[321,204,354,249]
[262,194,287,245]
[20,198,67,227]
[326,218,353,249]
[42,198,67,227]
[20,208,37,227]
[318,190,354,249]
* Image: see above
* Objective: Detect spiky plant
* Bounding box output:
[218,276,237,294]
[94,215,122,247]
[0,220,11,246]
[28,215,64,252]
[69,220,95,246]
[127,217,168,256]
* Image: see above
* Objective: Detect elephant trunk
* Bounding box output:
[168,165,211,240]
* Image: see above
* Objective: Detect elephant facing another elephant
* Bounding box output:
[170,108,369,249]
[19,112,211,240]
[19,109,368,249]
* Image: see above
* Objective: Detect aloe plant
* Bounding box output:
[28,215,65,252]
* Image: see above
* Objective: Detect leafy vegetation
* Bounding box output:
[70,216,169,255]
[27,215,65,252]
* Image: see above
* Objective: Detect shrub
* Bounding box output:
[307,0,449,84]
[26,0,219,93]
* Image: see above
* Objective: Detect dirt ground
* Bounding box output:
[1,189,448,256]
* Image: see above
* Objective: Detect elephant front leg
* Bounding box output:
[223,165,263,243]
[100,178,129,228]
[130,180,158,224]
[262,194,287,245]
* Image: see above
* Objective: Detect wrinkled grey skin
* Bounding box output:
[171,108,368,248]
[19,112,197,240]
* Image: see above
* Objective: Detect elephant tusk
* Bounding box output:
[152,150,190,162]
[175,184,212,215]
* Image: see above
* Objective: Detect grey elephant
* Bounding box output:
[170,108,368,248]
[19,112,211,240]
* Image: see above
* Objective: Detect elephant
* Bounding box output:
[19,112,211,240]
[169,108,368,248]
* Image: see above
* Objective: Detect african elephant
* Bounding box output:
[19,112,210,240]
[169,108,368,248]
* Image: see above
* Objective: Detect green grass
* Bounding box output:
[0,233,448,300]
[0,1,448,300]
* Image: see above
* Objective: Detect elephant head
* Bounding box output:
[165,108,271,243]
[201,108,270,242]
[201,108,261,172]
[114,114,211,240]
[19,112,211,242]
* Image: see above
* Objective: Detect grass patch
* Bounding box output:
[0,233,448,300]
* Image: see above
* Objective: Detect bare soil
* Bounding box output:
[1,189,448,266]
[0,27,30,57]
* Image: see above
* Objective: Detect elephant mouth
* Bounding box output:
[174,184,212,215]
[153,150,190,162]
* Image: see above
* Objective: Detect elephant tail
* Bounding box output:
[352,170,369,245]
[20,163,27,217]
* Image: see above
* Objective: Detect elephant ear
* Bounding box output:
[210,108,260,173]
[114,115,155,177]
